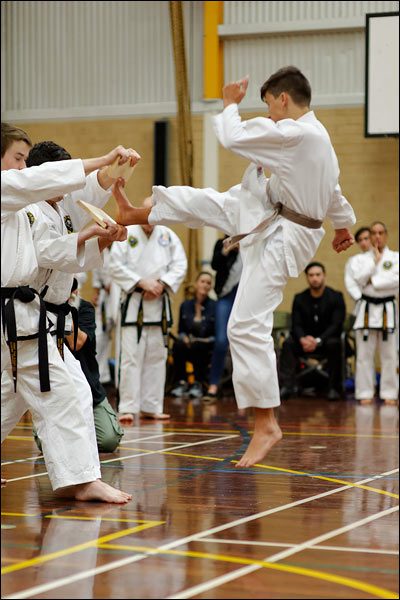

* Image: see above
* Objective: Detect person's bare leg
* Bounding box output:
[113,178,151,225]
[236,407,282,468]
[56,480,132,503]
[384,398,398,406]
[360,398,373,405]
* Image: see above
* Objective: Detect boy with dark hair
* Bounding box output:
[112,65,356,467]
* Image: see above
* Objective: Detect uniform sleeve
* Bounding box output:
[1,160,86,216]
[344,256,362,301]
[63,170,112,231]
[212,103,301,172]
[325,183,356,230]
[352,254,376,287]
[159,230,188,294]
[371,254,399,291]
[108,239,141,292]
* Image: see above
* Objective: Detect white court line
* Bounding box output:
[199,537,399,555]
[3,468,398,599]
[4,434,239,483]
[167,505,399,599]
[1,455,44,466]
[119,433,176,444]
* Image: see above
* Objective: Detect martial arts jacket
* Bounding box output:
[1,160,88,338]
[109,224,187,326]
[212,105,356,277]
[352,247,399,333]
[27,170,110,309]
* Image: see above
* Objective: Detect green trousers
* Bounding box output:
[33,398,124,453]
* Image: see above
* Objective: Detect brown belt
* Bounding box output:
[223,203,323,251]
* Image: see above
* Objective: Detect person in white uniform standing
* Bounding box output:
[351,221,398,405]
[111,66,356,467]
[344,226,371,309]
[109,197,187,424]
[1,122,132,502]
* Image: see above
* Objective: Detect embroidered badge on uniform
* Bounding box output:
[64,215,74,233]
[128,235,138,248]
[26,211,35,226]
[383,261,393,270]
[158,232,171,246]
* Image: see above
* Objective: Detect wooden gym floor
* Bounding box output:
[1,394,399,599]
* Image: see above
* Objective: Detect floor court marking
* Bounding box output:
[164,505,399,599]
[158,450,399,499]
[199,537,399,555]
[3,434,238,483]
[1,455,44,466]
[97,540,397,600]
[1,513,161,524]
[2,469,397,599]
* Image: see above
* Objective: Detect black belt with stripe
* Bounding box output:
[45,301,78,359]
[121,288,172,347]
[1,286,50,392]
[361,294,396,341]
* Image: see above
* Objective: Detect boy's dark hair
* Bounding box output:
[26,140,71,167]
[354,226,370,242]
[305,261,325,274]
[260,66,311,107]
[1,122,32,158]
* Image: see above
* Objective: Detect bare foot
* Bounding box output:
[113,178,151,225]
[359,398,373,405]
[383,399,398,406]
[74,480,132,504]
[140,412,170,420]
[118,412,135,425]
[235,407,282,468]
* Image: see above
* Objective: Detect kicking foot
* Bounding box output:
[140,412,170,420]
[113,178,151,225]
[359,398,373,405]
[118,412,135,425]
[235,426,282,468]
[74,480,132,504]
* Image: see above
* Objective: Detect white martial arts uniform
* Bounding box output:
[350,247,399,400]
[1,161,101,489]
[109,225,187,415]
[92,247,113,383]
[149,105,356,409]
[345,253,365,305]
[2,170,111,468]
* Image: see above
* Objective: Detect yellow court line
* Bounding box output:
[1,522,163,575]
[161,451,399,499]
[159,427,398,439]
[1,512,38,517]
[98,543,398,600]
[4,436,34,441]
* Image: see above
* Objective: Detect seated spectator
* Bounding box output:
[34,279,123,453]
[203,237,242,403]
[171,272,216,399]
[279,262,346,401]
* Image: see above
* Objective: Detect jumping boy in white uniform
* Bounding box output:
[111,67,356,468]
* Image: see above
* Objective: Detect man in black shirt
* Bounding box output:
[279,262,346,400]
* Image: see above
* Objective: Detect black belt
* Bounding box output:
[1,286,50,392]
[361,294,396,341]
[121,290,172,347]
[45,301,78,359]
